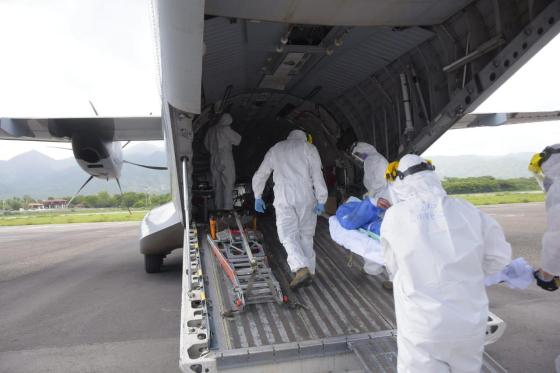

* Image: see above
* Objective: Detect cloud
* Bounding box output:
[0,0,160,118]
[423,121,560,156]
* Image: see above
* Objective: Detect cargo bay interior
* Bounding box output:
[191,1,558,197]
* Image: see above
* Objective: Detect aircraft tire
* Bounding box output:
[145,254,163,273]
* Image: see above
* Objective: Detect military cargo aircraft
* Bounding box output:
[2,1,560,371]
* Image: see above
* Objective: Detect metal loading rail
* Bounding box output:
[207,212,283,312]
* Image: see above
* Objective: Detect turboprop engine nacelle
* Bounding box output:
[71,133,123,180]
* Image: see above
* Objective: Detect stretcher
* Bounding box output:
[207,211,284,312]
[327,215,536,346]
[328,215,534,289]
[328,216,385,275]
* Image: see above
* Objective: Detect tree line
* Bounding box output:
[442,176,539,195]
[1,192,172,211]
[0,177,541,211]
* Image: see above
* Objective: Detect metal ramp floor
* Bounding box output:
[205,217,396,350]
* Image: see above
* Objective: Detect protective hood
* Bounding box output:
[390,154,446,203]
[217,113,233,127]
[287,129,307,141]
[352,142,379,159]
[352,142,389,200]
[542,143,560,179]
[540,144,560,274]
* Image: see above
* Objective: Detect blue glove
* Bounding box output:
[255,198,266,213]
[314,203,325,215]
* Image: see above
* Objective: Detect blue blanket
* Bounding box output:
[335,198,384,236]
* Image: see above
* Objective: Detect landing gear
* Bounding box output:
[144,254,164,273]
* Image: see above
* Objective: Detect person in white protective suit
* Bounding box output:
[252,129,328,290]
[204,113,242,210]
[381,154,511,373]
[349,142,392,278]
[529,144,560,291]
[350,142,391,209]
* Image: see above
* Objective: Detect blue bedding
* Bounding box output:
[335,197,384,236]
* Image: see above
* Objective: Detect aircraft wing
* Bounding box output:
[0,117,162,142]
[454,111,560,129]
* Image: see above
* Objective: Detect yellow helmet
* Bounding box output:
[529,152,544,174]
[385,161,400,182]
[529,146,560,174]
[385,159,436,182]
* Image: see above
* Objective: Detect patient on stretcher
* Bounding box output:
[335,196,384,237]
[329,196,535,288]
[330,196,386,275]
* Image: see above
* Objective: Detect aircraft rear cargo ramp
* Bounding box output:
[181,218,507,373]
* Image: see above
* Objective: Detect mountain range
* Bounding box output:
[429,153,534,179]
[0,145,535,199]
[0,143,170,199]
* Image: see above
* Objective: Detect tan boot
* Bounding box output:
[290,267,311,290]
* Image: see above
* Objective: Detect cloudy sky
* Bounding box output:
[0,0,160,118]
[0,0,559,160]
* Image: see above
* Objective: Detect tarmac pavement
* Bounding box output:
[0,222,183,373]
[481,203,560,373]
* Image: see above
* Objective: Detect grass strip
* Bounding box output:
[453,192,545,206]
[0,211,145,226]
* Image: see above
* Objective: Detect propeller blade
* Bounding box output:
[48,146,73,151]
[122,141,131,149]
[89,100,99,116]
[123,160,167,170]
[67,175,94,206]
[116,178,132,215]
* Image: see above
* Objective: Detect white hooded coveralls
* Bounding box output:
[381,154,511,373]
[352,142,391,275]
[204,113,242,210]
[540,143,560,275]
[352,142,391,205]
[252,130,328,274]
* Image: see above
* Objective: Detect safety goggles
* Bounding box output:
[529,146,560,174]
[385,160,435,182]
